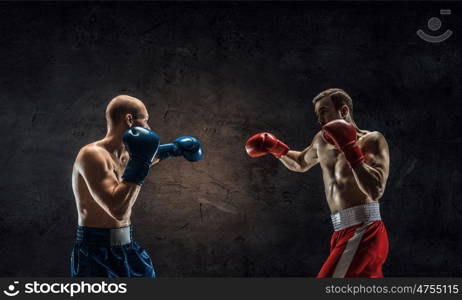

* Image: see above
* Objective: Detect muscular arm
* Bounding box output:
[351,132,390,200]
[279,135,319,172]
[77,147,141,221]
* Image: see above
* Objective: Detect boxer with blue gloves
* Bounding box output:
[71,95,162,278]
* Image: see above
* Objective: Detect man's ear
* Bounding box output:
[340,105,349,119]
[125,113,134,127]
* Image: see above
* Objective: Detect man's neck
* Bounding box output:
[101,130,126,158]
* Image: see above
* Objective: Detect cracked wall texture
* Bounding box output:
[0,2,461,276]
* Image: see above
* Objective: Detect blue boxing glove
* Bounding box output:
[122,127,160,185]
[157,136,203,162]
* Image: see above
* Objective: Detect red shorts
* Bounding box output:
[317,220,389,278]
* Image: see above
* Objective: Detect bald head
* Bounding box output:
[105,95,150,130]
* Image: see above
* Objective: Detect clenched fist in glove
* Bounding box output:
[156,136,203,162]
[245,132,289,158]
[322,119,364,168]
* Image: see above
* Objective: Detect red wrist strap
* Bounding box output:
[270,141,290,158]
[342,143,364,168]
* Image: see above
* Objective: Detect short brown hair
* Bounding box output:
[312,88,353,117]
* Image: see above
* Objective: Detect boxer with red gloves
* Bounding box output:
[245,88,390,278]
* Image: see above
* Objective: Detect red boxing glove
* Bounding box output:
[245,132,289,158]
[322,119,364,168]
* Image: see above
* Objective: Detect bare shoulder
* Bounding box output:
[312,130,323,146]
[75,143,109,170]
[362,131,387,144]
[314,130,323,140]
[360,131,389,155]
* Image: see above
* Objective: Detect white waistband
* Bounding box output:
[331,202,381,231]
[110,226,132,246]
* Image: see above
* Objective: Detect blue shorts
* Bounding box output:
[71,226,155,278]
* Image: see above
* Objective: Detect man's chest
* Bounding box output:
[110,155,129,180]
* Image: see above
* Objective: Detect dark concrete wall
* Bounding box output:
[0,2,461,276]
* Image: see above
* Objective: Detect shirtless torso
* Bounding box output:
[280,129,390,213]
[72,139,134,228]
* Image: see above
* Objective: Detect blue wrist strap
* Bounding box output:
[122,158,150,185]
